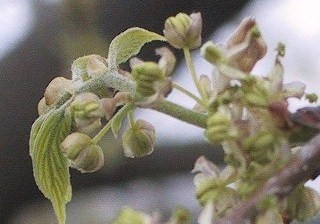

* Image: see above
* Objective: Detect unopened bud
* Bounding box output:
[286,186,320,222]
[61,132,104,173]
[255,209,283,224]
[163,12,202,49]
[71,54,107,82]
[71,93,104,119]
[169,207,192,224]
[131,62,165,97]
[122,119,156,158]
[205,111,236,144]
[112,207,150,224]
[100,92,130,120]
[44,77,73,106]
[201,41,224,64]
[70,93,104,134]
[155,47,176,76]
[305,93,318,103]
[37,97,51,116]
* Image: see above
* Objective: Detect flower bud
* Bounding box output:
[61,132,104,173]
[155,47,176,76]
[37,97,51,116]
[100,92,130,120]
[122,119,156,158]
[71,54,107,82]
[205,111,236,144]
[244,131,275,150]
[201,41,225,64]
[305,93,318,103]
[255,209,283,224]
[112,207,151,224]
[286,186,320,222]
[169,207,192,224]
[163,12,202,49]
[71,93,104,119]
[44,77,74,106]
[131,62,165,97]
[70,93,104,134]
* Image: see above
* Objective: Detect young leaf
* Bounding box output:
[108,27,166,70]
[30,104,72,224]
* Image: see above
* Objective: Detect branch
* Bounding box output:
[213,134,320,224]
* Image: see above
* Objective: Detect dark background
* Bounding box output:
[0,0,250,223]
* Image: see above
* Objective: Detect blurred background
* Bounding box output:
[1,0,320,223]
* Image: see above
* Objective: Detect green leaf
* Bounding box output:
[30,104,72,224]
[108,27,166,70]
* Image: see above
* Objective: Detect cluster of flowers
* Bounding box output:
[31,11,320,224]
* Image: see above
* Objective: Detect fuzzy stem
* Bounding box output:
[152,98,207,128]
[62,70,208,129]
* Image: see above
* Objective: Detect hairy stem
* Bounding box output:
[152,98,207,128]
[61,70,208,129]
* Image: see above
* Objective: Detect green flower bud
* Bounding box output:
[70,92,104,134]
[201,41,225,64]
[276,42,285,57]
[71,93,104,119]
[245,131,275,150]
[61,132,104,173]
[244,131,277,164]
[112,207,150,224]
[122,119,156,158]
[163,12,202,49]
[169,207,192,224]
[131,62,165,97]
[255,209,283,224]
[305,93,318,103]
[71,54,107,82]
[286,186,320,222]
[44,77,74,106]
[205,112,236,144]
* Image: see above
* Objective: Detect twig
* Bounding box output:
[213,134,320,224]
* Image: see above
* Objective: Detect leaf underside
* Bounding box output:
[108,27,166,69]
[30,105,72,224]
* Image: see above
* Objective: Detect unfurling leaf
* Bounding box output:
[108,27,166,70]
[29,103,72,224]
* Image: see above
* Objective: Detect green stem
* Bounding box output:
[152,98,207,128]
[56,69,208,129]
[92,103,135,144]
[172,82,204,106]
[183,48,207,102]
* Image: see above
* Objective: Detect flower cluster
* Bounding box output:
[194,17,320,223]
[29,11,320,224]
